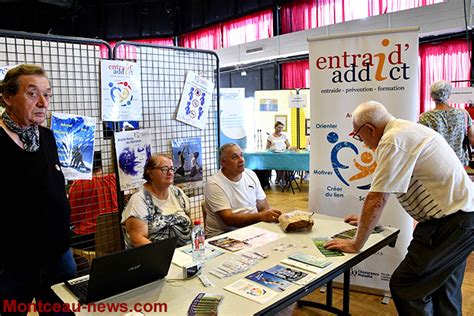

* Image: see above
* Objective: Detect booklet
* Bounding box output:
[181,244,225,260]
[280,258,322,274]
[265,264,315,285]
[331,225,385,240]
[245,271,294,293]
[312,238,344,257]
[208,237,249,252]
[288,252,332,268]
[224,279,278,304]
[331,228,358,240]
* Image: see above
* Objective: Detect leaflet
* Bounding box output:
[280,258,322,274]
[288,252,333,268]
[265,264,315,285]
[245,271,294,293]
[223,279,278,304]
[312,238,344,257]
[208,237,249,252]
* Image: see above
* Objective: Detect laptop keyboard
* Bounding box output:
[75,280,89,297]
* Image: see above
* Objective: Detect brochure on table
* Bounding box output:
[245,271,294,293]
[114,129,152,191]
[265,264,315,285]
[224,279,278,304]
[181,243,224,260]
[51,112,96,180]
[225,226,284,249]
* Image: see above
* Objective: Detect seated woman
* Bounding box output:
[122,154,192,248]
[266,121,291,185]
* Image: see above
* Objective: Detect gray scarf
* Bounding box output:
[1,111,40,152]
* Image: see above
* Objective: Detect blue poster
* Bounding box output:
[51,112,96,180]
[171,137,203,185]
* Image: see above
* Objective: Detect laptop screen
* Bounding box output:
[70,236,177,303]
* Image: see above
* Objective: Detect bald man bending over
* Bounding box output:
[324,101,474,315]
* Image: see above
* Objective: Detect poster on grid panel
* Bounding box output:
[220,88,250,149]
[308,27,418,292]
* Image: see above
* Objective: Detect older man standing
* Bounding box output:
[325,101,474,315]
[204,143,282,238]
[0,65,76,314]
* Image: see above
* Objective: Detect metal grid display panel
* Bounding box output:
[0,31,116,274]
[115,42,220,221]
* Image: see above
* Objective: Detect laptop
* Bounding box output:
[65,236,178,304]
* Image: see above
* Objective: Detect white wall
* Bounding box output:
[216,0,473,68]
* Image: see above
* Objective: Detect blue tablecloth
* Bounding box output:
[244,150,310,171]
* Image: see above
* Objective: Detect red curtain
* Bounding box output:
[131,38,174,46]
[419,38,471,113]
[222,9,273,48]
[280,0,316,34]
[281,0,446,34]
[179,25,222,50]
[99,45,110,59]
[104,38,174,59]
[281,60,310,89]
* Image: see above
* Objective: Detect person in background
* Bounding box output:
[204,143,282,238]
[0,64,76,313]
[419,80,474,166]
[69,151,118,250]
[122,154,192,248]
[325,101,474,315]
[266,121,291,185]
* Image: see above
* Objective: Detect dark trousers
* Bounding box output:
[390,211,474,315]
[254,170,271,189]
[0,249,77,316]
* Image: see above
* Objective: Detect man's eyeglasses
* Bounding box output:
[351,123,368,142]
[153,166,176,174]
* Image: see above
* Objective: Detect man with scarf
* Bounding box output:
[0,64,76,315]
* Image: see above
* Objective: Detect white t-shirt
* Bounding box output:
[121,185,191,247]
[370,119,474,222]
[204,169,266,237]
[267,134,288,151]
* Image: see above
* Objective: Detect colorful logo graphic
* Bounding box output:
[327,132,375,190]
[246,286,267,296]
[109,81,133,107]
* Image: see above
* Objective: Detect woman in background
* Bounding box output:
[266,121,291,184]
[419,80,474,166]
[122,154,192,248]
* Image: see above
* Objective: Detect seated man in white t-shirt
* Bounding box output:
[204,143,282,238]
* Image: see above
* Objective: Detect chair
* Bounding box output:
[281,171,302,194]
[94,212,124,257]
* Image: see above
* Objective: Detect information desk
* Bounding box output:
[244,150,310,171]
[53,214,399,315]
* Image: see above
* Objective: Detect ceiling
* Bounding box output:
[0,0,289,41]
